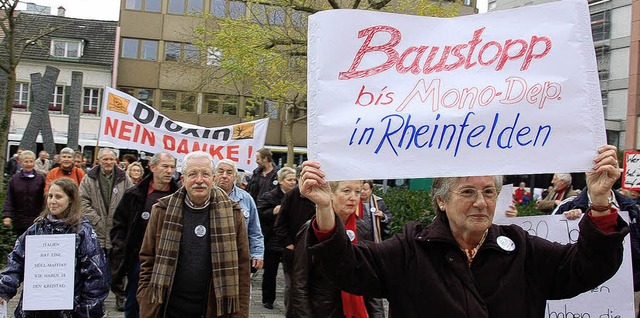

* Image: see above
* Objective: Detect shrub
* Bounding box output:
[379,188,435,236]
[0,190,16,269]
[516,200,545,217]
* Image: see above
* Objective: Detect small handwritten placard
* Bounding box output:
[623,151,640,190]
[23,234,75,311]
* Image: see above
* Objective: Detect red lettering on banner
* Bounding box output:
[227,145,239,161]
[338,26,552,80]
[104,117,156,146]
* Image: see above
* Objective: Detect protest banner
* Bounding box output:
[23,234,75,310]
[307,0,605,180]
[99,87,269,171]
[493,212,634,317]
[623,151,640,190]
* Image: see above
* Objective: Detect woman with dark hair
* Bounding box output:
[0,177,110,318]
[300,145,629,317]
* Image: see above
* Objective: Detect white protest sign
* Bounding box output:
[494,213,634,317]
[492,184,513,224]
[99,87,269,172]
[23,234,75,310]
[307,0,605,180]
[623,151,640,190]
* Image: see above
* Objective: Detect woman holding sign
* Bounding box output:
[0,178,109,318]
[299,145,628,317]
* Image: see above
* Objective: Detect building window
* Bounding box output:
[161,91,178,110]
[595,46,610,80]
[122,38,158,61]
[168,0,185,14]
[187,0,204,13]
[145,0,161,12]
[125,0,142,10]
[204,94,237,115]
[83,88,101,115]
[245,97,263,118]
[122,38,139,59]
[120,87,155,106]
[51,39,82,58]
[165,42,181,61]
[251,3,267,24]
[13,82,29,109]
[591,10,610,42]
[207,47,222,66]
[184,44,200,62]
[229,1,245,19]
[180,93,197,112]
[268,6,285,25]
[49,85,64,112]
[211,0,246,19]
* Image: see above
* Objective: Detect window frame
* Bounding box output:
[13,82,29,109]
[82,88,101,115]
[50,39,83,58]
[49,85,64,112]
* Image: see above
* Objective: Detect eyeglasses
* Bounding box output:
[449,187,499,201]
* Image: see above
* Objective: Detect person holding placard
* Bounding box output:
[0,177,109,318]
[299,145,628,317]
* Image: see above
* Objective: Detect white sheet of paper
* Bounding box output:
[307,0,605,180]
[493,184,514,224]
[494,212,634,317]
[23,234,76,311]
[0,300,7,318]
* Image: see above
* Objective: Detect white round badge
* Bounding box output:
[370,207,377,213]
[272,180,278,186]
[141,212,150,220]
[113,188,118,194]
[346,230,356,242]
[195,225,207,237]
[496,236,515,252]
[243,210,250,218]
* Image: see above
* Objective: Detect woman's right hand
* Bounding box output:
[300,161,335,231]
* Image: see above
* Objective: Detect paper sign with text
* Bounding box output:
[623,151,640,190]
[100,87,269,172]
[494,212,634,317]
[23,234,75,310]
[307,0,605,180]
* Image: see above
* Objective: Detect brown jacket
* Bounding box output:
[537,187,579,214]
[137,188,251,318]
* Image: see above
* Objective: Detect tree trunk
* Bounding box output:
[285,102,296,167]
[0,70,17,181]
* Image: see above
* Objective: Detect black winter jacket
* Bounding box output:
[257,185,285,252]
[308,213,628,318]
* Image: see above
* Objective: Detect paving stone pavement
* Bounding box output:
[6,267,287,318]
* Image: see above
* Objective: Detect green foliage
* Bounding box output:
[379,188,435,235]
[515,201,545,217]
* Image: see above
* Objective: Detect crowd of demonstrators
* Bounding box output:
[0,178,110,317]
[256,167,297,310]
[45,147,86,192]
[79,148,133,311]
[215,159,264,273]
[299,145,628,317]
[2,151,45,237]
[138,151,251,317]
[246,148,279,202]
[111,152,179,318]
[536,173,579,214]
[273,167,316,316]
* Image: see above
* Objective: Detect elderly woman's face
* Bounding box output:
[437,176,497,238]
[332,181,362,219]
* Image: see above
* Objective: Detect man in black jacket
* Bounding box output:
[246,148,279,202]
[110,152,178,318]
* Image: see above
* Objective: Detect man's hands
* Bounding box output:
[2,218,11,227]
[252,258,264,270]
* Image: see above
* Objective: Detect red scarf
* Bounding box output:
[341,213,369,318]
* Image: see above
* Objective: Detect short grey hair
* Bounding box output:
[149,152,175,166]
[59,147,75,156]
[215,159,237,175]
[277,167,296,180]
[19,150,35,160]
[182,151,214,174]
[431,176,503,214]
[97,148,116,159]
[554,173,572,184]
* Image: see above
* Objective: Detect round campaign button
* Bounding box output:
[370,207,377,213]
[113,188,118,194]
[346,230,356,242]
[272,180,278,186]
[496,236,515,252]
[195,225,207,237]
[141,212,150,220]
[243,210,250,218]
